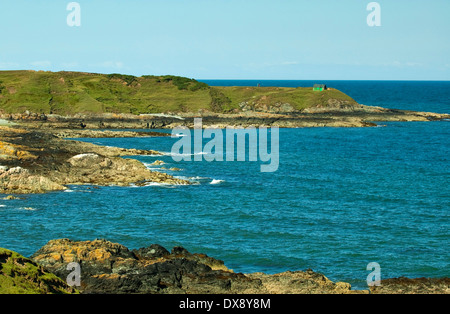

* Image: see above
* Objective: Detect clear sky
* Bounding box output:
[0,0,449,80]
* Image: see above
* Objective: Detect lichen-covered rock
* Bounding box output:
[0,248,77,294]
[0,127,189,194]
[245,270,359,294]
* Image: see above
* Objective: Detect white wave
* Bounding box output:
[143,162,167,171]
[21,207,38,211]
[144,182,171,187]
[189,176,209,180]
[0,205,6,207]
[139,113,185,120]
[160,151,208,157]
[145,167,163,171]
[174,176,190,180]
[64,189,75,193]
[210,179,225,185]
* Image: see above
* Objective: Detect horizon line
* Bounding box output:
[0,69,449,82]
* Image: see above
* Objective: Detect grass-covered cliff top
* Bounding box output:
[0,70,358,115]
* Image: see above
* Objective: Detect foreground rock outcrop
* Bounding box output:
[0,248,77,294]
[2,239,448,294]
[30,239,363,294]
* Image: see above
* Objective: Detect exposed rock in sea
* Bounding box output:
[59,153,186,187]
[8,108,450,130]
[49,129,170,139]
[30,239,364,294]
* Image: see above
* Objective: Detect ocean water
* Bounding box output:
[0,81,449,289]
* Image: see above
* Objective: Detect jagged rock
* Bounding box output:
[0,166,66,194]
[0,248,77,294]
[0,127,189,194]
[3,195,21,200]
[133,244,170,259]
[52,129,169,139]
[68,153,103,167]
[30,239,364,294]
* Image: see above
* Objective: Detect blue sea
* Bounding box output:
[1,81,449,289]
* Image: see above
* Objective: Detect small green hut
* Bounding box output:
[313,84,327,91]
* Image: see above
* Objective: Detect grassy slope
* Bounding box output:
[216,85,357,111]
[0,70,357,115]
[0,248,77,294]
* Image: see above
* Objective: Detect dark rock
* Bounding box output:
[30,238,365,294]
[133,244,170,259]
[171,246,191,256]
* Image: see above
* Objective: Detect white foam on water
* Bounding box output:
[210,179,225,185]
[21,207,38,211]
[189,176,209,180]
[160,151,208,157]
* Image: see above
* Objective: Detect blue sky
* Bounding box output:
[0,0,449,80]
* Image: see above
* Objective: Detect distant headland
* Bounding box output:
[0,70,448,129]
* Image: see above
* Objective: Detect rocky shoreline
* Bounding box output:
[1,111,449,294]
[1,238,448,294]
[1,104,449,130]
[0,125,188,194]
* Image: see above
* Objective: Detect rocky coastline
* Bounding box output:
[1,103,449,130]
[0,125,188,194]
[1,110,449,294]
[1,238,448,294]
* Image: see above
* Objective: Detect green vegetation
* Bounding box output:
[146,75,209,91]
[0,248,77,294]
[106,73,138,85]
[0,70,357,115]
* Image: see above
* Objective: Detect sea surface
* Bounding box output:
[1,81,449,289]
